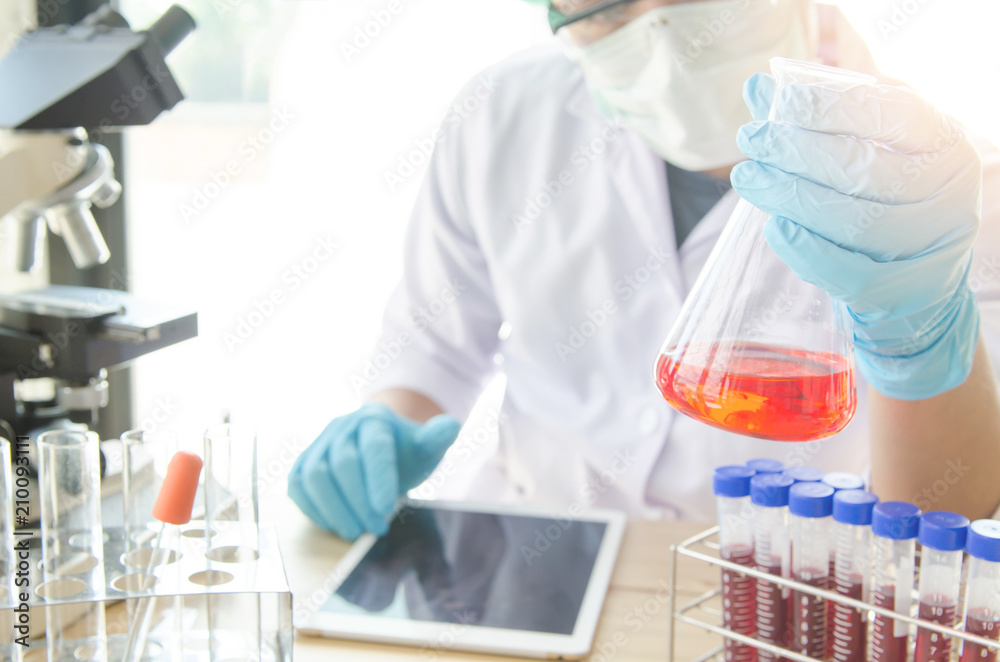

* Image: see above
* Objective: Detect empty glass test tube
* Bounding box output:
[914,511,970,662]
[37,428,107,662]
[751,473,794,662]
[121,428,178,550]
[789,482,835,660]
[830,490,879,662]
[204,424,259,556]
[960,520,1000,662]
[870,501,921,662]
[204,424,263,659]
[715,465,758,662]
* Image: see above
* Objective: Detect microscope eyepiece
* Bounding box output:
[147,5,196,58]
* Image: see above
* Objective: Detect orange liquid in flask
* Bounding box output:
[655,343,856,442]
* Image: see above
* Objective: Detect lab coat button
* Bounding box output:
[637,406,661,435]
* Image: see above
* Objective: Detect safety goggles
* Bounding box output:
[547,0,642,33]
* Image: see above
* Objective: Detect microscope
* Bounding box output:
[0,5,198,512]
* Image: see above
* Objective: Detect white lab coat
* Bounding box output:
[365,12,1000,521]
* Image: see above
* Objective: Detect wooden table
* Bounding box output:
[269,497,722,662]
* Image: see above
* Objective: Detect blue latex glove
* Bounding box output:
[288,403,461,540]
[731,73,982,400]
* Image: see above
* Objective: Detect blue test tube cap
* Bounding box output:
[822,472,865,492]
[833,490,879,525]
[713,465,755,497]
[919,511,971,552]
[782,466,824,483]
[747,458,784,474]
[788,482,835,518]
[751,473,796,508]
[967,519,1000,562]
[872,501,922,540]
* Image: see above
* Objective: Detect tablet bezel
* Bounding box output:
[295,498,627,660]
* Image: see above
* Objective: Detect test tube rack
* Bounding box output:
[1,523,292,661]
[668,526,1000,662]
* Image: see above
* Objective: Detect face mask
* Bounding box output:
[563,0,815,172]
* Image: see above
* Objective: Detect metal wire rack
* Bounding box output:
[668,526,1000,662]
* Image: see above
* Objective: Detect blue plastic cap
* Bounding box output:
[751,473,796,508]
[822,472,865,492]
[714,465,755,498]
[919,511,971,551]
[747,458,784,474]
[833,490,879,525]
[872,502,922,540]
[783,466,824,483]
[788,482,835,518]
[967,520,1000,562]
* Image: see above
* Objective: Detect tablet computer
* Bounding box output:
[295,498,627,660]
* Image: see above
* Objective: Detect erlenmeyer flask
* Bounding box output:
[655,57,876,442]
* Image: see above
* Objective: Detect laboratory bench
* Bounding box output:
[266,492,718,662]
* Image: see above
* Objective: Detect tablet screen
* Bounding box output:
[319,505,608,635]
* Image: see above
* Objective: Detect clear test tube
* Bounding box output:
[121,429,178,549]
[203,424,259,556]
[714,465,758,662]
[960,520,1000,662]
[783,466,824,484]
[789,482,835,660]
[0,437,18,662]
[870,501,922,662]
[823,472,866,613]
[37,429,107,662]
[830,490,879,662]
[914,511,970,662]
[203,424,261,660]
[751,473,795,662]
[748,459,785,475]
[120,429,181,657]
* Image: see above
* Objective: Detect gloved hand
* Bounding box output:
[288,403,461,540]
[731,72,982,400]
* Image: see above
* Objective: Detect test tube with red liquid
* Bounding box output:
[823,471,866,658]
[790,482,835,660]
[830,490,879,662]
[914,511,970,662]
[752,473,795,662]
[870,502,921,662]
[715,465,758,662]
[960,520,1000,662]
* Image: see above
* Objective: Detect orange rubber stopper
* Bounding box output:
[151,451,203,525]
